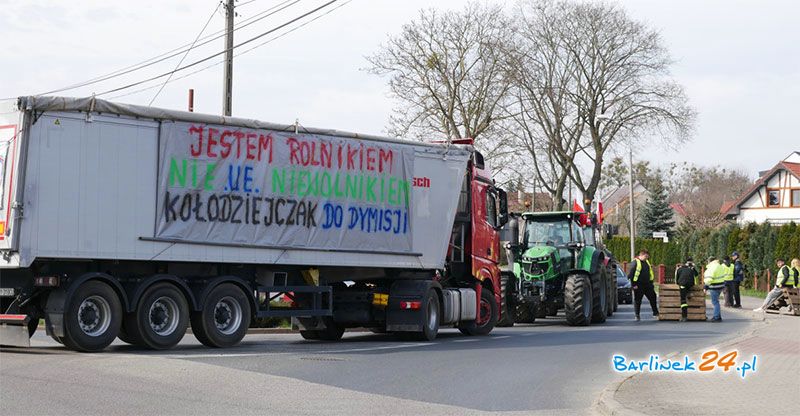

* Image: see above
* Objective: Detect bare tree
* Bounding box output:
[366,2,514,155]
[509,0,696,207]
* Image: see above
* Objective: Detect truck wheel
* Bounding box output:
[497,273,515,327]
[125,283,189,350]
[117,321,143,346]
[300,330,320,340]
[590,270,607,324]
[564,274,592,326]
[414,290,440,341]
[191,284,251,348]
[458,288,497,336]
[62,280,122,352]
[316,317,345,341]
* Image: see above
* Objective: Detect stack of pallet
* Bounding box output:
[766,287,800,316]
[657,284,707,321]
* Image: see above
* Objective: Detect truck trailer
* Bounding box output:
[0,96,509,352]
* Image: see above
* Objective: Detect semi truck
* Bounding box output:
[0,96,509,352]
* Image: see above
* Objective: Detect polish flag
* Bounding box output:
[573,199,584,213]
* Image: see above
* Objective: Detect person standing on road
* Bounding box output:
[703,256,726,322]
[753,259,793,312]
[675,257,698,322]
[722,256,734,307]
[731,252,745,308]
[628,249,659,321]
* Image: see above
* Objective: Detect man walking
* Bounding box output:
[675,257,698,322]
[703,256,726,322]
[753,259,793,312]
[731,252,745,308]
[628,249,659,321]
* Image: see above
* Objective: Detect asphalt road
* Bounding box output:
[0,304,756,415]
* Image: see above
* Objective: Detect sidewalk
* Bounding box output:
[595,295,800,415]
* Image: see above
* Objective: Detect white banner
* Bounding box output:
[155,121,415,252]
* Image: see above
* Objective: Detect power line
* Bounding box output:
[149,3,220,106]
[33,0,302,96]
[96,0,340,97]
[108,0,353,101]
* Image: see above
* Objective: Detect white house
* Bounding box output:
[724,151,800,224]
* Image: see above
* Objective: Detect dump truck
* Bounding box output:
[500,211,613,326]
[0,96,508,352]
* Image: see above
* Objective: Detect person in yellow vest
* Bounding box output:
[703,256,726,322]
[626,249,659,321]
[754,258,794,311]
[722,256,735,307]
[790,258,800,287]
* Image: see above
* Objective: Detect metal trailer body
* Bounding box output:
[0,97,468,270]
[0,97,508,351]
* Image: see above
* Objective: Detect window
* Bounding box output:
[792,189,800,207]
[767,189,780,207]
[486,192,497,228]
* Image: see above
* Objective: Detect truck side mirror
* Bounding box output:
[497,188,508,228]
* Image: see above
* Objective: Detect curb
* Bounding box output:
[592,304,767,416]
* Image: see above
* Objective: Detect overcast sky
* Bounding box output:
[2,0,797,178]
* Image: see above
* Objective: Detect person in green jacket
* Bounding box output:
[703,256,726,321]
[754,259,793,311]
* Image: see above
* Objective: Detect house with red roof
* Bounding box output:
[724,151,800,224]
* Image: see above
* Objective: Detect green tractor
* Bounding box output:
[499,211,615,326]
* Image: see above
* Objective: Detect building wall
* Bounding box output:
[737,169,800,224]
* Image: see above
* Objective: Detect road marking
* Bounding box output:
[452,338,479,343]
[492,335,511,340]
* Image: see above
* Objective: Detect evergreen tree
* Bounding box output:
[637,175,675,238]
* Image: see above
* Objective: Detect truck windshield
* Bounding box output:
[523,219,571,247]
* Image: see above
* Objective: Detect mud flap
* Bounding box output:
[0,315,31,347]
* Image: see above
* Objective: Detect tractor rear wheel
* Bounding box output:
[565,274,592,326]
[591,270,607,324]
[497,273,515,327]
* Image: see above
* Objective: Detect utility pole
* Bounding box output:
[222,0,235,116]
[628,141,636,261]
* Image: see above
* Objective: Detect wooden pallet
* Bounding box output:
[765,288,800,316]
[657,284,707,321]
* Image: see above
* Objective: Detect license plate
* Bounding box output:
[0,288,15,297]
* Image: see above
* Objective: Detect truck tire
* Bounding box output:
[62,280,122,352]
[514,302,536,323]
[125,283,189,350]
[117,322,143,346]
[590,270,607,324]
[191,284,251,348]
[300,330,320,340]
[564,274,592,326]
[458,288,497,336]
[415,289,440,341]
[316,317,345,341]
[496,273,514,327]
[613,287,619,312]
